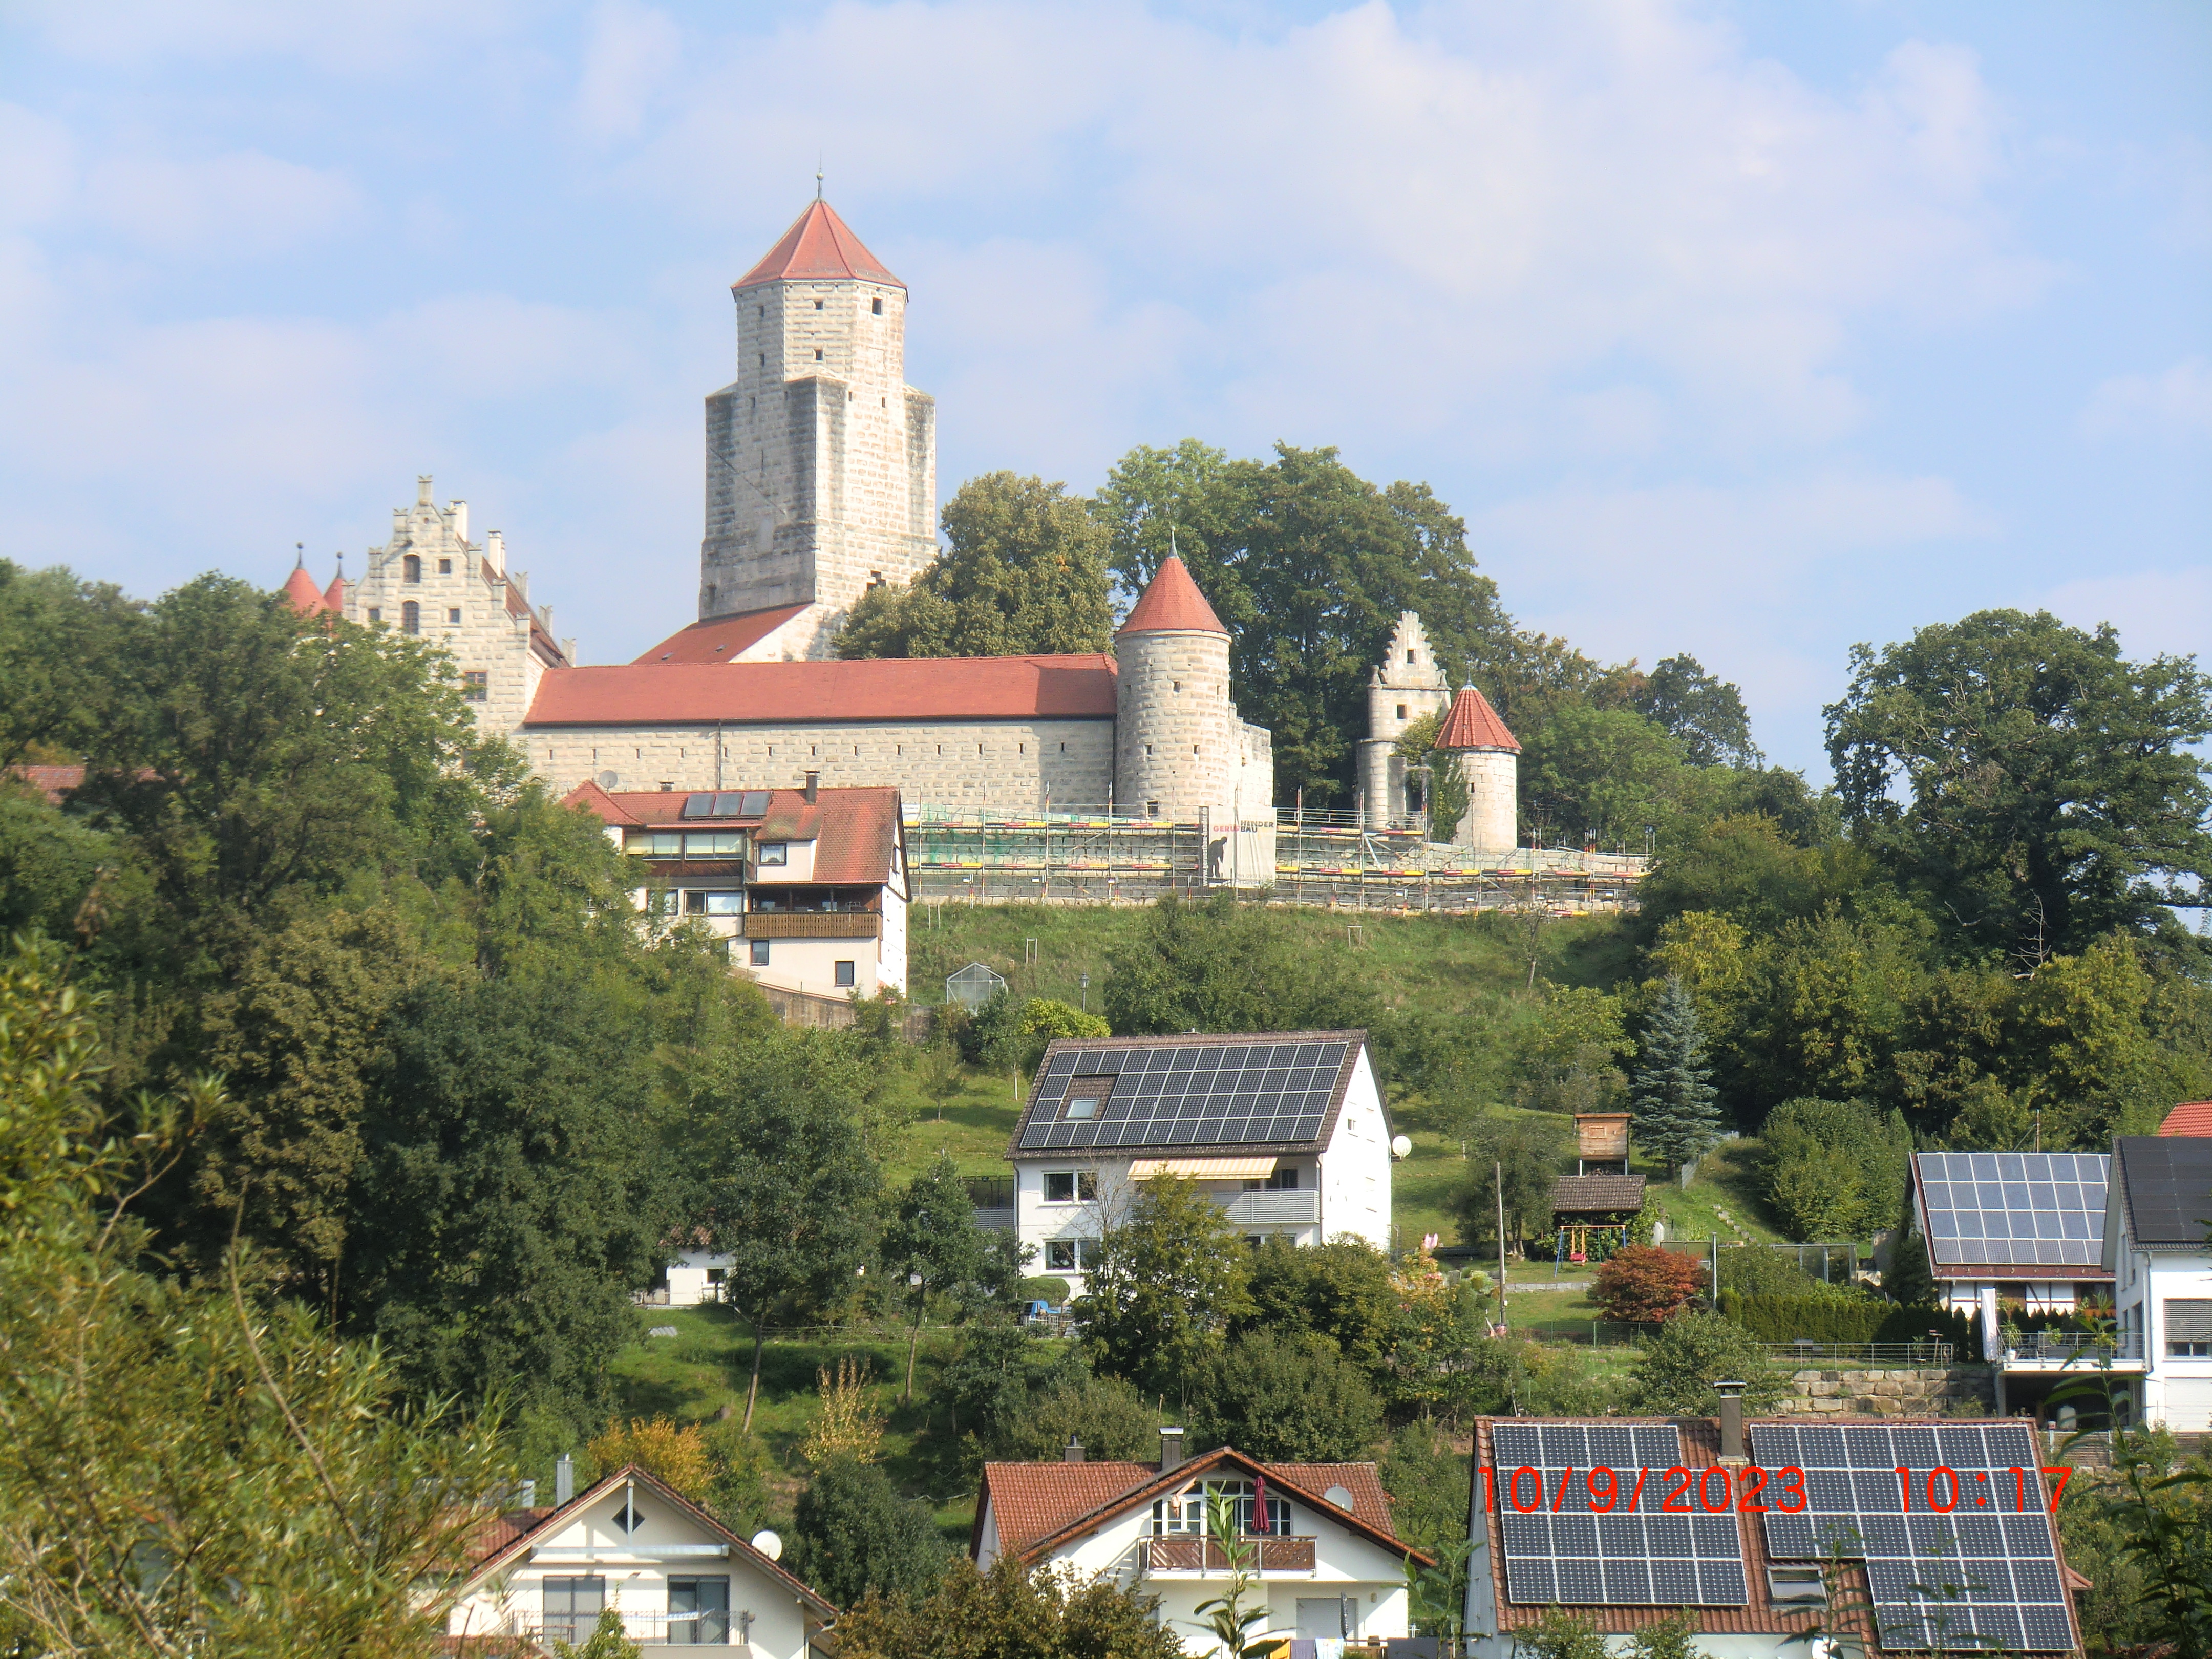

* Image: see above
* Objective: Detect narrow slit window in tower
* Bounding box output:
[871,297,883,315]
[815,349,823,361]
[814,299,823,310]
[1397,704,1408,719]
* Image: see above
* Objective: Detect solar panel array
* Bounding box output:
[1490,1423,1750,1608]
[1915,1151,2108,1269]
[682,791,773,819]
[1748,1421,2074,1654]
[1017,1041,1350,1151]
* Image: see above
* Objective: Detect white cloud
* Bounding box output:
[577,0,682,143]
[17,0,527,72]
[2080,357,2212,443]
[83,150,363,257]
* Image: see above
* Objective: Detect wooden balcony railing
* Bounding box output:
[1139,1535,1316,1575]
[741,912,881,940]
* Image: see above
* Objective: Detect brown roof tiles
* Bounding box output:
[736,198,903,290]
[525,654,1117,728]
[1435,684,1520,752]
[1117,555,1227,636]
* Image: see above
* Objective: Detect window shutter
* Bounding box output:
[2167,1300,2212,1342]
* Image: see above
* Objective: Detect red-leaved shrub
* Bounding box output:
[1592,1245,1708,1322]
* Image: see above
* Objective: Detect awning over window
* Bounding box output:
[1128,1156,1279,1180]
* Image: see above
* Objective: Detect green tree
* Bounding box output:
[1193,1329,1384,1461]
[1629,1608,1706,1659]
[1076,1176,1253,1401]
[1760,1097,1912,1241]
[789,1456,949,1610]
[834,1553,1187,1659]
[1194,1488,1271,1658]
[1453,1112,1572,1258]
[1380,1419,1471,1557]
[1394,708,1468,840]
[0,559,144,769]
[1625,1311,1787,1415]
[1517,1607,1613,1659]
[1094,440,1516,804]
[1629,977,1722,1172]
[693,1030,884,1428]
[1509,985,1634,1117]
[1102,892,1379,1036]
[1635,654,1759,768]
[1521,704,1690,850]
[989,1369,1166,1464]
[1236,1236,1397,1380]
[836,472,1113,660]
[880,1153,1024,1401]
[1825,609,2212,965]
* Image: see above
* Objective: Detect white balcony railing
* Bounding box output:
[455,1608,742,1645]
[1220,1190,1321,1226]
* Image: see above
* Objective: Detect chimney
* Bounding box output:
[450,499,468,542]
[556,1452,575,1505]
[1158,1427,1185,1471]
[1063,1436,1086,1464]
[804,770,819,803]
[485,529,505,575]
[517,1479,537,1508]
[1714,1380,1746,1463]
[416,475,433,507]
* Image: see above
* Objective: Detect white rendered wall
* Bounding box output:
[2135,1253,2212,1431]
[1319,1050,1393,1253]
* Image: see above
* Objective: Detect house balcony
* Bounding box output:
[1219,1190,1321,1226]
[1997,1330,2145,1372]
[1137,1535,1317,1578]
[740,911,882,940]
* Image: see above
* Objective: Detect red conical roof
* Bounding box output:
[1117,555,1226,636]
[1435,684,1519,752]
[322,572,346,612]
[735,198,903,290]
[281,562,327,615]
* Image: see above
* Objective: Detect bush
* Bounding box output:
[1625,1311,1788,1415]
[835,1555,1187,1659]
[1761,1097,1912,1240]
[1716,1243,1851,1299]
[1593,1245,1707,1322]
[1191,1330,1384,1462]
[991,1371,1164,1464]
[1379,1420,1470,1557]
[1236,1236,1397,1378]
[1719,1293,1972,1349]
[1517,1607,1612,1659]
[788,1457,949,1610]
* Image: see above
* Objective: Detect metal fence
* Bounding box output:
[1762,1341,1956,1366]
[1516,1319,1665,1346]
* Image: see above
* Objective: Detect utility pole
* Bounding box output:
[1496,1160,1509,1333]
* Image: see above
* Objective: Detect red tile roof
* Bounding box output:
[2159,1100,2212,1136]
[462,1464,837,1617]
[635,604,813,664]
[282,562,332,614]
[736,198,903,290]
[322,572,347,611]
[1551,1173,1648,1213]
[525,654,1117,727]
[1435,684,1519,752]
[976,1445,1426,1569]
[1118,555,1227,636]
[1473,1418,2084,1650]
[563,783,904,886]
[9,764,86,804]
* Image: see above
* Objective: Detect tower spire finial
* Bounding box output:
[294,540,304,569]
[816,154,824,201]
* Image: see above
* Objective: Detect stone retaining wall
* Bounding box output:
[1776,1366,1995,1416]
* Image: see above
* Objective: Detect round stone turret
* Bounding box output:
[1434,683,1521,852]
[1114,555,1234,822]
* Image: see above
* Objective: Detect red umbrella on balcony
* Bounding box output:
[1251,1474,1271,1534]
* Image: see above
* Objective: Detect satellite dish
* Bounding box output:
[597,770,620,790]
[1323,1484,1356,1512]
[751,1529,783,1561]
[1390,1134,1413,1161]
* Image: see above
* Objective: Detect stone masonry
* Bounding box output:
[340,477,572,739]
[1357,611,1452,825]
[1774,1367,1996,1417]
[699,202,937,660]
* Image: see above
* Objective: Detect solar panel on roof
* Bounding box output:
[681,793,714,818]
[1017,1040,1350,1151]
[1488,1422,1749,1608]
[1917,1151,2108,1269]
[1748,1421,2073,1653]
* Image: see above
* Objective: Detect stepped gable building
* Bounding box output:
[281,196,1275,878]
[1354,614,1520,849]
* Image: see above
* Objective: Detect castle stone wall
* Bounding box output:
[1454,749,1519,853]
[1357,612,1451,825]
[1114,629,1237,820]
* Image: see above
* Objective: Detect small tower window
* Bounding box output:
[1406,650,1416,665]
[871,297,883,315]
[448,607,461,624]
[815,348,823,361]
[1146,800,1160,817]
[366,607,381,623]
[814,299,824,310]
[1397,704,1408,719]
[401,601,420,635]
[1173,680,1181,692]
[462,671,488,701]
[758,353,765,367]
[438,558,452,575]
[402,555,421,583]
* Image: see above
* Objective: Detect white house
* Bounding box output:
[566,780,909,1001]
[974,1433,1427,1653]
[1908,1151,2113,1318]
[2105,1132,2212,1431]
[445,1464,834,1652]
[1002,1031,1397,1299]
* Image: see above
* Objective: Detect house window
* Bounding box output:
[683,891,743,916]
[1045,1238,1102,1272]
[1151,1481,1289,1536]
[401,601,420,635]
[403,554,421,583]
[1064,1081,1111,1120]
[2167,1300,2212,1357]
[1044,1171,1097,1204]
[1243,1166,1299,1191]
[750,939,770,967]
[758,842,788,866]
[438,558,452,575]
[462,671,488,701]
[667,1577,730,1645]
[448,607,461,624]
[872,297,883,315]
[541,1578,606,1646]
[834,960,855,988]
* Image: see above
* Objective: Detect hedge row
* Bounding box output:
[1719,1292,1973,1349]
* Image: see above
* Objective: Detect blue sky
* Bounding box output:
[2,0,2205,778]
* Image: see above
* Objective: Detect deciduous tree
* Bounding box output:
[1076,1176,1253,1401]
[1592,1245,1707,1322]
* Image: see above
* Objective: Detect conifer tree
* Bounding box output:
[1630,976,1722,1173]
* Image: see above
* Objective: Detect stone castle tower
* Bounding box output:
[1114,555,1275,882]
[1434,682,1520,852]
[697,194,938,661]
[1356,611,1454,825]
